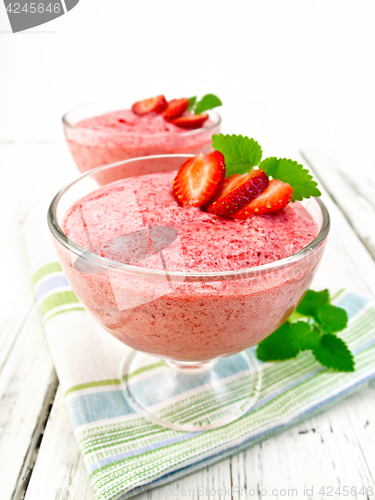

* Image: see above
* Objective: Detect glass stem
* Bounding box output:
[165,359,217,373]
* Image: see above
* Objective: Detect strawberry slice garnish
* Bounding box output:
[232,179,293,219]
[206,169,269,217]
[132,95,168,115]
[206,173,256,209]
[164,98,190,120]
[169,114,209,129]
[173,151,225,207]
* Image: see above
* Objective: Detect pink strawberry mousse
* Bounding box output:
[64,109,220,175]
[59,171,323,362]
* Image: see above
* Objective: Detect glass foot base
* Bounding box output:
[120,350,261,431]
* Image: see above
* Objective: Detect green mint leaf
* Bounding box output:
[297,289,330,317]
[313,334,354,372]
[298,329,321,351]
[212,134,263,177]
[187,96,197,109]
[256,288,354,373]
[315,304,348,334]
[257,323,300,361]
[194,93,222,115]
[259,157,321,202]
[287,321,319,352]
[257,321,312,361]
[288,321,312,347]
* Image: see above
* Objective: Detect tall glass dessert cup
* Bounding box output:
[48,155,330,431]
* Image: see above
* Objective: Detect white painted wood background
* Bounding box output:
[1,142,375,500]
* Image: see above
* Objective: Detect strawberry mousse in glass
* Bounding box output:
[48,154,329,431]
[62,97,221,179]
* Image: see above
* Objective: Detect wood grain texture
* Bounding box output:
[302,150,375,260]
[0,143,74,500]
[2,143,375,500]
[299,150,375,299]
[0,303,57,500]
[24,387,96,500]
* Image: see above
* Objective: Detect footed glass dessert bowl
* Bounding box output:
[62,100,221,176]
[48,155,330,431]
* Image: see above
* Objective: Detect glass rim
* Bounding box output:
[61,100,222,137]
[47,154,330,282]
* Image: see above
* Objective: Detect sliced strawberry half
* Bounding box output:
[232,179,293,219]
[164,98,190,120]
[173,151,225,207]
[206,173,256,209]
[169,113,209,129]
[206,169,269,217]
[132,95,168,115]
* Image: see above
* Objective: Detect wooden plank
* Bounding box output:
[228,387,375,500]
[0,144,35,374]
[0,303,58,500]
[0,142,74,500]
[267,148,375,298]
[0,141,76,227]
[302,150,375,260]
[24,387,96,500]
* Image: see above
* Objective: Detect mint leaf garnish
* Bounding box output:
[298,329,321,351]
[286,321,313,351]
[257,321,313,361]
[187,96,197,109]
[211,134,320,199]
[257,323,300,361]
[194,94,222,115]
[313,334,354,372]
[212,134,263,177]
[259,157,321,201]
[297,289,330,316]
[315,305,348,333]
[256,289,354,372]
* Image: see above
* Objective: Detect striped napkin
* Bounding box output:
[25,205,375,500]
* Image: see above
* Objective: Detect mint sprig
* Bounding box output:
[296,289,329,316]
[259,157,321,201]
[188,94,222,115]
[212,134,263,177]
[212,133,321,200]
[187,96,197,109]
[256,290,354,372]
